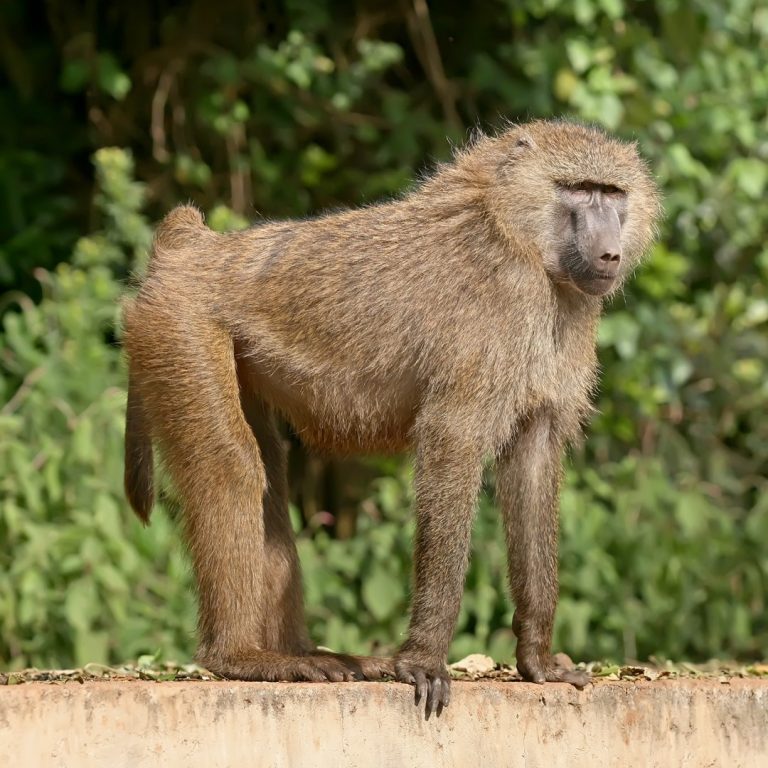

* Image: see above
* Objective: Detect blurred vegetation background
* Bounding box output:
[1,0,767,671]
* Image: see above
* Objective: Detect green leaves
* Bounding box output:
[0,149,195,669]
[728,158,768,199]
[95,54,131,101]
[60,52,131,100]
[598,312,641,359]
[3,0,768,670]
[362,564,404,622]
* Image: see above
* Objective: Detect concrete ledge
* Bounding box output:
[2,679,766,767]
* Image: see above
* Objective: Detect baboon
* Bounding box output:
[123,119,660,715]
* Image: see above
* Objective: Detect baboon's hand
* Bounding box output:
[394,656,451,717]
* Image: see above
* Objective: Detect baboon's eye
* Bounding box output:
[557,181,626,204]
[557,183,593,204]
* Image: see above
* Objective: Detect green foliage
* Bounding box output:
[2,0,768,668]
[0,151,195,668]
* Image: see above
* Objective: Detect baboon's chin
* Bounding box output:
[571,274,617,297]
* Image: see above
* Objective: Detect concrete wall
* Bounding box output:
[2,679,766,767]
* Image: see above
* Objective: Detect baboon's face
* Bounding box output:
[495,121,660,299]
[552,181,628,296]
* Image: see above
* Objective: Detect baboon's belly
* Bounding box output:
[237,351,418,454]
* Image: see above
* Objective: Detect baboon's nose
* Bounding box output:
[592,240,621,275]
[582,200,622,276]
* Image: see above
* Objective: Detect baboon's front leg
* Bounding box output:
[496,411,589,688]
[395,421,486,715]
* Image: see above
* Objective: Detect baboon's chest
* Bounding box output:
[509,324,597,420]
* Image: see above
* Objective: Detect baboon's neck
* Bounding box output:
[552,283,603,353]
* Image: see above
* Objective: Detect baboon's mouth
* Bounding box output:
[573,271,618,297]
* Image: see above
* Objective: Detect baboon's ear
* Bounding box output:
[513,133,535,151]
[498,132,535,179]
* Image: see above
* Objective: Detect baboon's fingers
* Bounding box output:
[425,674,450,719]
[394,658,451,716]
[311,651,394,681]
[355,655,395,680]
[294,660,338,683]
[309,650,366,681]
[413,670,428,706]
[551,668,590,689]
[516,652,591,689]
[303,652,365,682]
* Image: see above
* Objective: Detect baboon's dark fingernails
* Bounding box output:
[428,682,439,717]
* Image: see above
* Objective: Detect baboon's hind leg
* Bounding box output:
[137,312,364,682]
[238,392,311,655]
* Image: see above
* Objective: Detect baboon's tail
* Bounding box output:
[124,205,206,522]
[151,204,207,255]
[124,372,154,524]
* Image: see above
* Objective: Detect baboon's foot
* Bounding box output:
[314,651,395,681]
[198,649,366,682]
[516,649,590,688]
[394,653,451,717]
[357,654,396,680]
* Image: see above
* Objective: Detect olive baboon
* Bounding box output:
[123,119,660,714]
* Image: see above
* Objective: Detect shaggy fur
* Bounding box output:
[123,119,660,714]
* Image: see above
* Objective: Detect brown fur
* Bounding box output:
[123,119,660,714]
